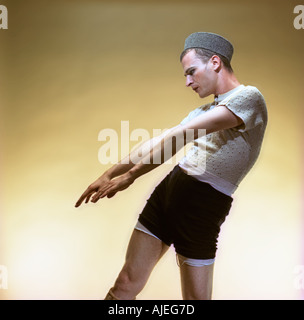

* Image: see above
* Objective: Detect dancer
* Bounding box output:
[75,32,268,300]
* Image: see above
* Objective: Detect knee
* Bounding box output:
[114,266,137,292]
[111,266,140,300]
[116,270,131,290]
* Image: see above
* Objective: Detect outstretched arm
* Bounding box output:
[75,126,179,207]
[126,105,243,181]
[75,105,242,207]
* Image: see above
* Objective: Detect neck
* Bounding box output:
[214,70,240,96]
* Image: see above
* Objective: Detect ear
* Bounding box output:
[210,55,222,72]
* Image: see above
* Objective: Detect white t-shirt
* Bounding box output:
[178,85,268,196]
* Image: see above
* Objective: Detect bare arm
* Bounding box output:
[74,106,242,206]
[104,126,179,179]
[75,125,179,207]
[128,106,243,181]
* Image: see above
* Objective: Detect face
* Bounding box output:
[181,50,218,98]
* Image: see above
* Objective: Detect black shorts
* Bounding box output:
[138,165,233,259]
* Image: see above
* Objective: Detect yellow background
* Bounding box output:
[0,0,303,299]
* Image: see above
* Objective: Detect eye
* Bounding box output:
[189,68,195,76]
[184,67,196,77]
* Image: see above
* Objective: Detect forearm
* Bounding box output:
[104,139,156,179]
[123,106,242,183]
[103,162,134,180]
[128,127,186,181]
[103,127,177,180]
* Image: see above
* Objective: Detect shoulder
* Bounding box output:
[239,86,268,125]
[241,86,266,105]
[226,85,267,112]
[221,85,268,130]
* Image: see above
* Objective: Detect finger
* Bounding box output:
[99,186,117,200]
[91,189,110,203]
[75,193,87,207]
[91,190,101,202]
[91,193,101,203]
[85,191,95,203]
[91,185,111,202]
[75,188,93,207]
[91,193,105,203]
[107,192,117,198]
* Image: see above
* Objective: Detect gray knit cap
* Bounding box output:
[181,32,234,62]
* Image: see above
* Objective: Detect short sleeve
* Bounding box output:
[219,86,267,132]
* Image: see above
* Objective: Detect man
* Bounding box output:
[75,32,268,300]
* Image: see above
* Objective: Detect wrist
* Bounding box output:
[126,169,137,184]
[128,165,143,183]
[101,169,112,180]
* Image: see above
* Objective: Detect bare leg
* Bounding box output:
[178,257,214,300]
[105,229,169,300]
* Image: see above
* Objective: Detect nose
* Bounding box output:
[185,75,193,87]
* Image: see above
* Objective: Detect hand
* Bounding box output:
[91,173,134,203]
[75,173,134,207]
[75,174,111,207]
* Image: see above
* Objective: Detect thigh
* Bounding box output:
[138,169,176,246]
[123,229,170,281]
[179,259,214,300]
[169,173,233,260]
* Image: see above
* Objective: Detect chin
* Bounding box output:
[198,90,212,99]
[198,92,207,98]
